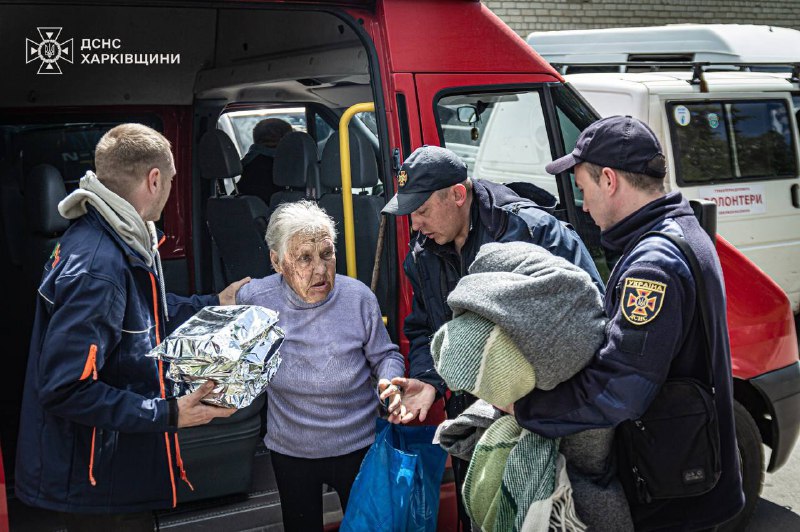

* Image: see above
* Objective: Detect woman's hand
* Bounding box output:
[379,378,410,424]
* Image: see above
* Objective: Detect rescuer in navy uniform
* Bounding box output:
[381,144,602,531]
[509,116,745,530]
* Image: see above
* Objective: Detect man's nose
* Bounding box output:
[410,213,421,231]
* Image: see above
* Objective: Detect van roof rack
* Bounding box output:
[550,61,800,91]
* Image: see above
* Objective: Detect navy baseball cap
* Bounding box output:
[545,115,666,179]
[382,145,467,215]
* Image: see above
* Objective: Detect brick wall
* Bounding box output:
[483,0,800,37]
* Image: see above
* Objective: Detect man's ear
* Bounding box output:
[147,167,161,195]
[453,183,468,207]
[602,167,618,195]
[270,250,281,273]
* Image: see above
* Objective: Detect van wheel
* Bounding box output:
[718,401,764,531]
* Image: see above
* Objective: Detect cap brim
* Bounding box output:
[381,191,434,215]
[545,153,582,175]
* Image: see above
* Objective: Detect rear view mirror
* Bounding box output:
[457,106,477,124]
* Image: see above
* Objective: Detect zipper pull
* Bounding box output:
[80,344,99,381]
[634,419,645,431]
[632,466,651,503]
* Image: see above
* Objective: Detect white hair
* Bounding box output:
[265,200,337,263]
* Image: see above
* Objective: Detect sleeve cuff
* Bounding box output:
[167,397,179,429]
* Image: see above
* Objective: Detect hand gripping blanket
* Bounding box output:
[432,242,630,531]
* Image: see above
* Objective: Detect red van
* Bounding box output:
[0,1,797,530]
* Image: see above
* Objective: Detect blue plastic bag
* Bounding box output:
[340,418,447,532]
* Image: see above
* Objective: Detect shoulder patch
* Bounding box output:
[621,277,666,326]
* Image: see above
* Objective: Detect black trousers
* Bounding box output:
[447,392,478,532]
[270,446,369,532]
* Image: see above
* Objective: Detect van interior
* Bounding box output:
[0,3,397,529]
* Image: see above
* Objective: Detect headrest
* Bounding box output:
[26,164,69,234]
[273,132,319,189]
[198,130,242,181]
[320,131,379,190]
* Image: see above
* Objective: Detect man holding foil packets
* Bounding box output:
[235,200,406,532]
[15,124,248,532]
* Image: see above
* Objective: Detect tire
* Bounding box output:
[718,401,764,532]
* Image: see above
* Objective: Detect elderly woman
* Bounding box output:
[235,200,405,532]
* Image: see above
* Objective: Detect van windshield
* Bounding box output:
[667,100,798,184]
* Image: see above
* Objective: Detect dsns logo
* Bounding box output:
[26,27,73,75]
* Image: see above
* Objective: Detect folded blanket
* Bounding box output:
[431,241,629,531]
[431,311,536,406]
[434,399,504,461]
[463,415,586,532]
[446,241,605,390]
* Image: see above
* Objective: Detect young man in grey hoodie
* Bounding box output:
[15,124,248,531]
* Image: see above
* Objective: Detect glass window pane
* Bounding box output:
[436,90,555,196]
[669,102,733,184]
[730,101,797,178]
[669,99,797,184]
[225,107,306,153]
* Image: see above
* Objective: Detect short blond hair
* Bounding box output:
[94,123,174,197]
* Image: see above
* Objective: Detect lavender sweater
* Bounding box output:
[236,274,404,458]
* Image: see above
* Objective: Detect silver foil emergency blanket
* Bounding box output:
[148,305,284,408]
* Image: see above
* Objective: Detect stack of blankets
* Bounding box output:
[432,242,633,532]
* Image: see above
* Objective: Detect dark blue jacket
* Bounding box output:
[514,192,744,530]
[15,208,217,513]
[403,179,602,396]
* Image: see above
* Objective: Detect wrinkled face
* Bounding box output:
[574,163,612,231]
[276,231,336,303]
[410,190,462,246]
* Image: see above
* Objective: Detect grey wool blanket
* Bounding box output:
[434,399,503,461]
[444,241,605,391]
[432,241,632,531]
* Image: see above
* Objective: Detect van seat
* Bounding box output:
[318,131,387,307]
[271,132,319,207]
[24,164,69,289]
[199,129,272,285]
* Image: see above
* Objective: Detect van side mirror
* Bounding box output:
[689,198,717,241]
[457,106,477,123]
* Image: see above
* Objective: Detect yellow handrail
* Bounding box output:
[338,102,375,278]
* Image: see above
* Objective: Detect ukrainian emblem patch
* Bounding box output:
[398,170,408,187]
[621,277,666,326]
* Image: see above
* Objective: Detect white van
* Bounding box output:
[526,24,800,74]
[463,70,800,316]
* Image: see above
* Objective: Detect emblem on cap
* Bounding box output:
[621,277,666,325]
[398,170,408,187]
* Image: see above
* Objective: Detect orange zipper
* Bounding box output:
[150,272,179,507]
[81,344,99,486]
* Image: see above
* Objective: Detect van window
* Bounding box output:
[219,107,307,156]
[552,84,612,279]
[667,100,798,185]
[436,90,552,186]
